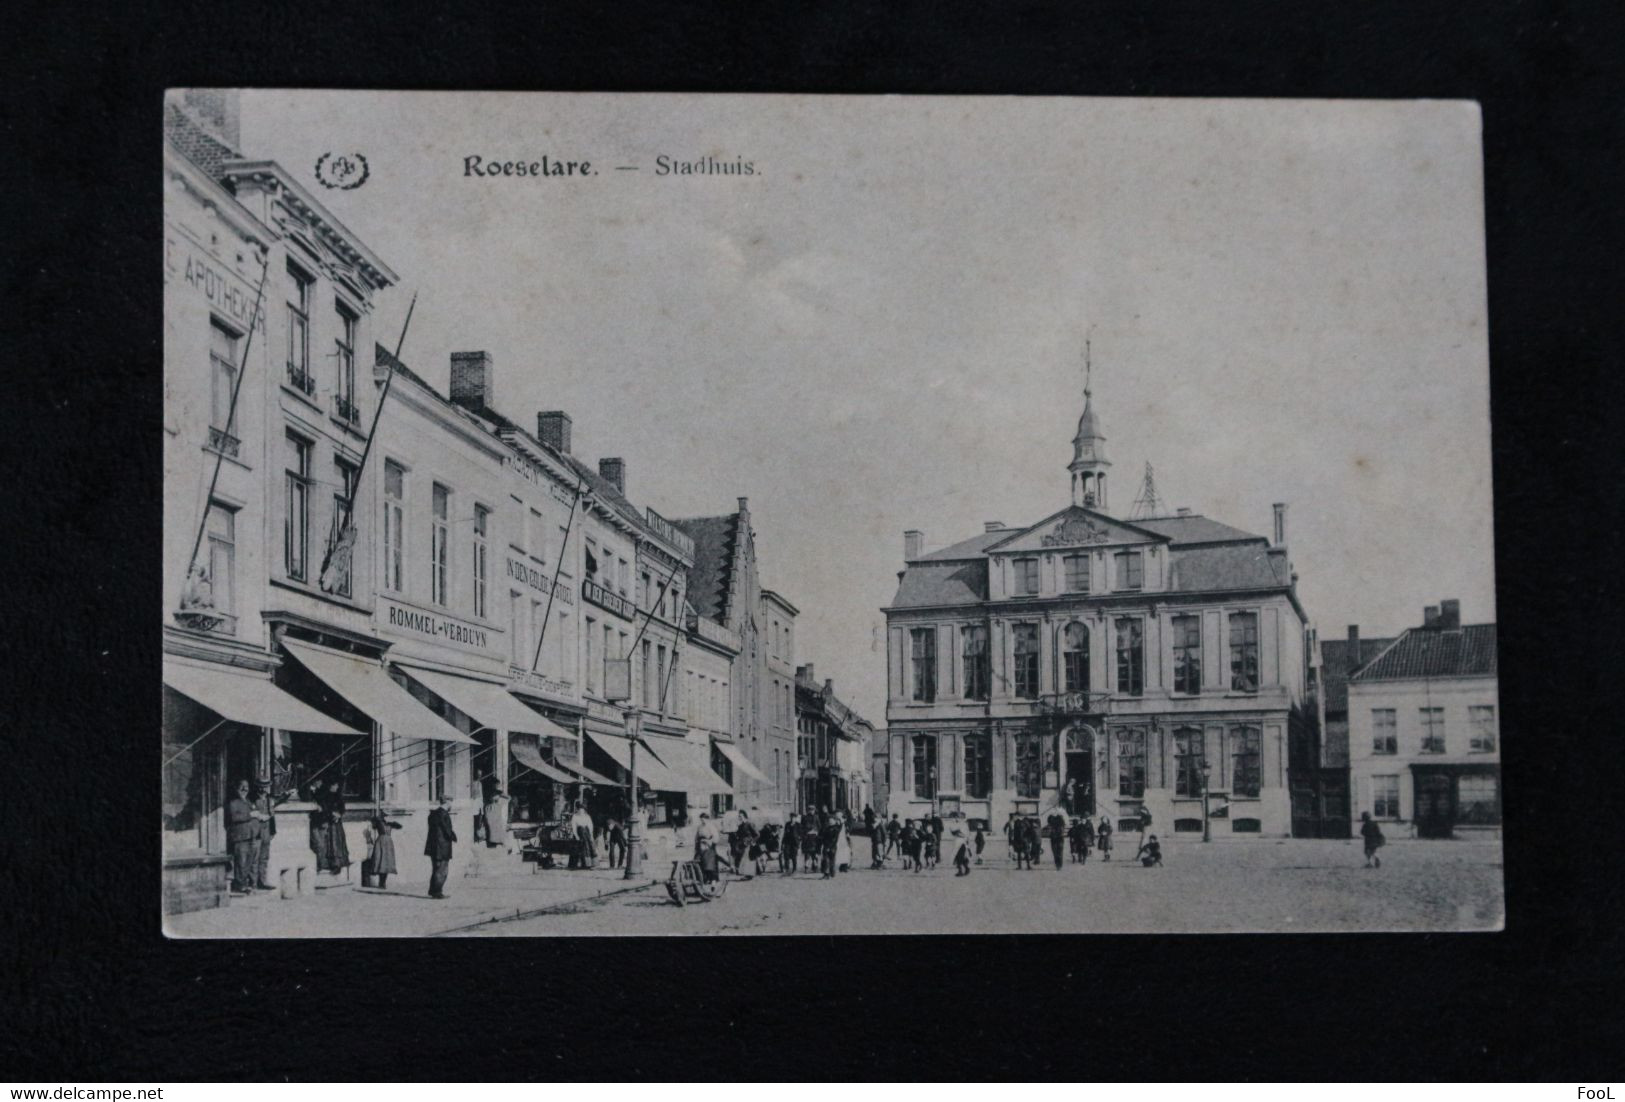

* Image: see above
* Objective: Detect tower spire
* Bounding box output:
[1068,329,1110,511]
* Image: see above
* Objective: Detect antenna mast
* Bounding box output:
[1130,461,1167,520]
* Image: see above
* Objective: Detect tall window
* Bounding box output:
[333,301,357,422]
[1372,709,1398,754]
[383,461,404,592]
[1114,617,1144,695]
[1230,725,1262,797]
[657,645,668,709]
[584,539,598,582]
[584,617,596,693]
[472,505,489,618]
[1117,729,1146,797]
[1419,708,1445,753]
[1114,550,1143,590]
[910,627,937,702]
[1013,623,1040,699]
[1014,733,1044,798]
[205,501,236,619]
[1063,622,1090,693]
[642,640,654,709]
[1469,705,1497,752]
[1228,612,1260,691]
[639,570,652,609]
[911,734,938,799]
[962,625,990,701]
[608,626,618,691]
[509,590,525,666]
[428,740,446,802]
[617,557,630,597]
[964,732,992,799]
[430,484,450,606]
[1372,774,1400,819]
[208,320,240,448]
[327,458,357,597]
[283,432,311,581]
[1063,553,1089,593]
[285,262,312,394]
[1014,557,1040,596]
[1174,727,1203,797]
[1172,614,1202,694]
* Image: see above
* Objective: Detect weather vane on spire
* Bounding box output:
[1084,324,1094,400]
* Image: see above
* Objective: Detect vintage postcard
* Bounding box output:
[162,90,1499,936]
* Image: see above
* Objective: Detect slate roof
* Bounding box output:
[1130,515,1266,545]
[1352,623,1498,682]
[890,560,989,608]
[673,514,740,624]
[1167,544,1291,591]
[915,530,1019,562]
[164,101,240,180]
[1319,636,1397,715]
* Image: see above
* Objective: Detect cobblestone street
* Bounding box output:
[452,837,1504,936]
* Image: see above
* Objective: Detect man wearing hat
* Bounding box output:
[250,771,278,891]
[425,794,457,899]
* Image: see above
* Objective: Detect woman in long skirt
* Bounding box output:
[364,812,403,888]
[834,815,852,873]
[310,779,351,873]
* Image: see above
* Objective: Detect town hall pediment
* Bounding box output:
[987,507,1161,553]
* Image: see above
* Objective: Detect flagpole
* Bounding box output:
[530,474,589,673]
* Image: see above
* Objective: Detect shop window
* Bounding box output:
[1228,611,1259,691]
[204,500,236,620]
[283,431,311,582]
[1231,818,1262,833]
[285,261,313,394]
[1014,733,1045,799]
[383,460,405,593]
[1419,707,1445,753]
[431,483,450,606]
[1230,725,1261,797]
[1372,709,1398,755]
[1174,818,1203,833]
[1114,617,1144,695]
[962,624,990,701]
[911,734,938,799]
[1173,727,1203,797]
[333,300,358,423]
[1117,729,1146,797]
[1013,623,1040,699]
[1469,705,1497,753]
[1373,774,1400,819]
[964,731,993,799]
[1064,552,1090,593]
[910,627,937,702]
[1063,622,1090,693]
[270,729,373,803]
[1172,614,1201,694]
[472,505,489,618]
[1014,557,1039,596]
[1456,774,1501,824]
[1114,550,1143,590]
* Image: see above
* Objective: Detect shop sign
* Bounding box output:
[582,577,634,619]
[165,232,267,336]
[505,556,572,603]
[509,665,574,699]
[380,597,498,656]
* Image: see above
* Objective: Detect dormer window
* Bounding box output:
[1014,557,1040,596]
[1113,550,1143,590]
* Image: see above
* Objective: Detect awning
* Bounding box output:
[282,639,474,745]
[585,731,684,791]
[163,659,362,735]
[711,737,771,787]
[509,733,578,785]
[554,754,620,788]
[646,734,731,797]
[394,663,578,742]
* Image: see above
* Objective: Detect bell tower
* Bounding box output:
[1068,339,1111,510]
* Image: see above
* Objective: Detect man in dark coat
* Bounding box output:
[885,813,901,858]
[250,773,278,890]
[424,794,457,898]
[226,779,257,894]
[1047,811,1067,869]
[930,813,945,858]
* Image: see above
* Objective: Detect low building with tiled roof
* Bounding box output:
[1347,600,1500,838]
[881,374,1311,839]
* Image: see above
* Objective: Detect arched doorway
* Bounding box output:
[1061,724,1097,816]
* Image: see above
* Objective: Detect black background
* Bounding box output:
[3,0,1622,1082]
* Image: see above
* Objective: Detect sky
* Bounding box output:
[239,92,1494,724]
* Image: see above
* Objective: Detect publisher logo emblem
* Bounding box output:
[315,152,370,191]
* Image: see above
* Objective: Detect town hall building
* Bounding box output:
[881,375,1312,838]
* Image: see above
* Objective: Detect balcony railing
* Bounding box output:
[286,363,315,396]
[206,426,240,459]
[334,393,360,425]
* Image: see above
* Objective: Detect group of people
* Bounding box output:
[688,806,858,883]
[1004,807,1163,870]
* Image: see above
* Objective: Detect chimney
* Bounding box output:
[824,678,835,696]
[449,351,494,411]
[737,496,749,515]
[1347,625,1361,672]
[1423,605,1441,628]
[984,521,1005,533]
[179,89,242,149]
[1439,599,1461,630]
[598,457,625,495]
[1176,507,1193,517]
[1272,503,1287,546]
[801,663,814,684]
[904,530,924,560]
[537,411,572,454]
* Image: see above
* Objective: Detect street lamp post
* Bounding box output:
[1200,759,1212,843]
[623,706,643,879]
